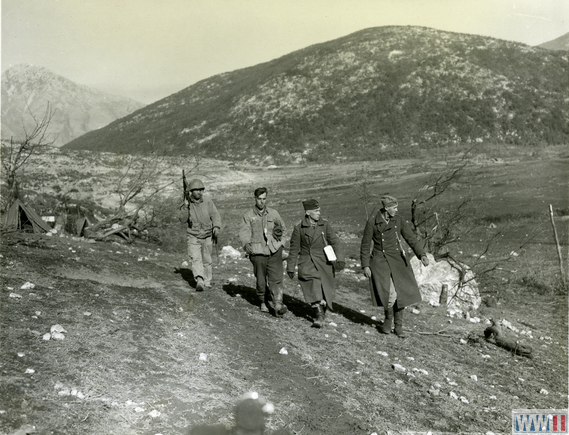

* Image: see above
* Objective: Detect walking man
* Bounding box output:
[287,199,345,327]
[360,195,429,337]
[180,178,221,291]
[239,187,287,316]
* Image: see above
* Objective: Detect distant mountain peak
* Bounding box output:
[536,32,569,51]
[64,26,568,162]
[1,64,145,146]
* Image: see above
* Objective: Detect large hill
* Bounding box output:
[64,26,569,163]
[1,64,145,147]
[537,32,569,51]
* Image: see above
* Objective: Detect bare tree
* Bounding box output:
[87,149,200,242]
[1,105,56,209]
[411,148,476,256]
[354,163,379,221]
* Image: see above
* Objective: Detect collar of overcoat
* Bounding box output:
[374,211,395,227]
[301,216,325,241]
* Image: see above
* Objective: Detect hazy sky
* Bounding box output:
[2,0,568,104]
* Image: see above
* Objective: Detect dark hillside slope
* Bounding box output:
[64,26,569,162]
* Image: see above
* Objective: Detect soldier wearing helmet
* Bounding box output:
[180,178,221,291]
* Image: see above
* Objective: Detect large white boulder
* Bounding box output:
[411,253,481,311]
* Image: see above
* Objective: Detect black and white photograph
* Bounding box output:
[1,1,568,434]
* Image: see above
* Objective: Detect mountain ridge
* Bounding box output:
[64,26,568,163]
[537,32,569,51]
[1,64,145,146]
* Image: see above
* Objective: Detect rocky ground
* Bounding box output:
[1,230,567,435]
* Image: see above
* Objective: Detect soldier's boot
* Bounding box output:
[379,307,393,334]
[312,303,325,328]
[196,277,205,292]
[393,305,407,338]
[273,287,288,317]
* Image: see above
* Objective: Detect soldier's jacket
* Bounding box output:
[180,194,221,239]
[239,207,285,255]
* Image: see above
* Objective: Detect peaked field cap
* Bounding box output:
[188,178,205,190]
[380,195,398,208]
[303,199,319,210]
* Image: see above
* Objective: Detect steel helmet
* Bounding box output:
[188,178,205,190]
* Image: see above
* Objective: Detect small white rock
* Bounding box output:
[460,396,469,404]
[25,368,35,374]
[376,351,388,357]
[342,333,347,338]
[392,364,406,373]
[449,391,458,399]
[489,395,497,400]
[356,360,365,365]
[371,316,377,320]
[83,312,92,316]
[51,332,65,340]
[50,325,67,334]
[148,410,161,418]
[470,375,478,381]
[279,348,288,355]
[35,311,41,316]
[9,293,22,299]
[42,333,51,341]
[411,308,420,314]
[329,322,337,327]
[17,352,25,357]
[21,282,35,290]
[77,392,86,399]
[134,407,145,413]
[539,388,549,395]
[199,353,208,361]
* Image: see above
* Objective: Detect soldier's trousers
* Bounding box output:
[249,247,283,305]
[187,235,213,285]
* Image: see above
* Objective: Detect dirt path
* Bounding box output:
[1,234,567,435]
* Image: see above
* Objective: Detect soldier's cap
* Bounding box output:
[302,199,319,211]
[380,195,398,208]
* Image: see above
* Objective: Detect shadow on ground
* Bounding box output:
[222,282,382,329]
[174,267,197,288]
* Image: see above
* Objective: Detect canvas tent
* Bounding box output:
[2,200,52,233]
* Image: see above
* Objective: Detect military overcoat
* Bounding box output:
[287,217,344,309]
[360,212,425,308]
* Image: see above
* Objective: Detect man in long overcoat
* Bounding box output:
[287,199,345,327]
[360,195,429,337]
